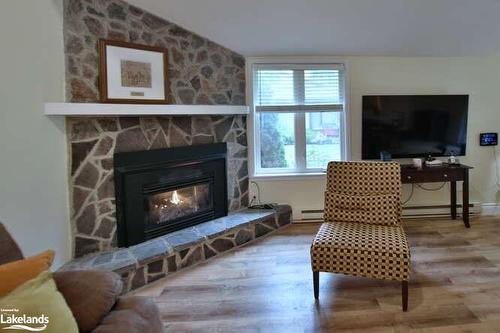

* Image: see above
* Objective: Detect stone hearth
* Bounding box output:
[60,205,292,292]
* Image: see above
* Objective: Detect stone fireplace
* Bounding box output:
[114,143,228,247]
[59,0,293,291]
[63,0,249,257]
[69,116,247,257]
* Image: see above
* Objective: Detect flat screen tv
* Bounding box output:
[362,95,469,159]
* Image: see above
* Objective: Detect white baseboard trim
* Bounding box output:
[293,218,322,223]
[294,201,500,223]
[401,203,478,218]
[481,203,500,216]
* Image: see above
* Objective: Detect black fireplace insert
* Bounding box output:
[114,143,228,247]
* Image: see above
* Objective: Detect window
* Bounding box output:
[251,63,348,175]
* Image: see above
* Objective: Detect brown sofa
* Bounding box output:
[0,223,164,333]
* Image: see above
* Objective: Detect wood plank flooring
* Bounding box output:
[136,216,500,332]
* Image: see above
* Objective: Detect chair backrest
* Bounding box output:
[325,161,402,225]
[0,223,24,265]
[326,161,401,196]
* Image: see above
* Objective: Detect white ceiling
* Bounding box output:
[129,0,500,57]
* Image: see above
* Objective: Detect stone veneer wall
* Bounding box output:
[64,0,247,257]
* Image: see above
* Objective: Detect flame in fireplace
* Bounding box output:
[170,190,182,205]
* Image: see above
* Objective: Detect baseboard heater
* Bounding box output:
[297,209,324,222]
[296,203,479,222]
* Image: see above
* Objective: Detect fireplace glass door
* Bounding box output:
[146,182,212,226]
[114,143,228,247]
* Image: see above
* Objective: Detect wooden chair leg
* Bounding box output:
[313,271,319,299]
[402,281,408,312]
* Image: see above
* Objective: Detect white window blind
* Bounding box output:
[254,64,345,112]
[251,63,348,175]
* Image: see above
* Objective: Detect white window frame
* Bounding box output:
[246,57,351,180]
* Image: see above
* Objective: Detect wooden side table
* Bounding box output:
[401,163,473,228]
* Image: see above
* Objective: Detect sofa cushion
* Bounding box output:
[92,296,164,333]
[0,250,54,297]
[0,223,23,264]
[53,270,123,333]
[0,271,78,333]
[324,191,400,226]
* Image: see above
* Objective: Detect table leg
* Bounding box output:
[450,181,457,220]
[463,170,470,228]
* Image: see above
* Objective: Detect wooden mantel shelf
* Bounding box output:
[44,103,249,116]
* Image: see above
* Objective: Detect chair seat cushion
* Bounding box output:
[311,222,410,281]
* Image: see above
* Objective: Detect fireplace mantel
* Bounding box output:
[44,103,249,116]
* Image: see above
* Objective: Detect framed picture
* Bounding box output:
[98,39,169,104]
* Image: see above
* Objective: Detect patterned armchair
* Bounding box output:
[310,161,411,311]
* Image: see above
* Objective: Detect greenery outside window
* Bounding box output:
[252,63,347,175]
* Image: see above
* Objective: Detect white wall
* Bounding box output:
[0,0,70,267]
[250,56,500,218]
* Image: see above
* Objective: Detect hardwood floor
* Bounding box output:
[136,216,500,332]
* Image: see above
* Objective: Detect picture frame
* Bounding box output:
[98,39,169,104]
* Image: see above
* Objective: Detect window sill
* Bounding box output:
[250,172,327,181]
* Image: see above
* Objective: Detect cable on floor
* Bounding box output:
[402,184,414,205]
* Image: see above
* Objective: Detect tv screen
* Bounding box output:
[362,95,469,159]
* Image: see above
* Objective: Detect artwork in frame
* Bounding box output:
[98,39,169,104]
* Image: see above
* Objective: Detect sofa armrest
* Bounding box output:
[53,270,123,333]
[92,296,164,333]
[0,223,23,264]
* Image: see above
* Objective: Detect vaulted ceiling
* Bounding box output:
[128,0,500,57]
